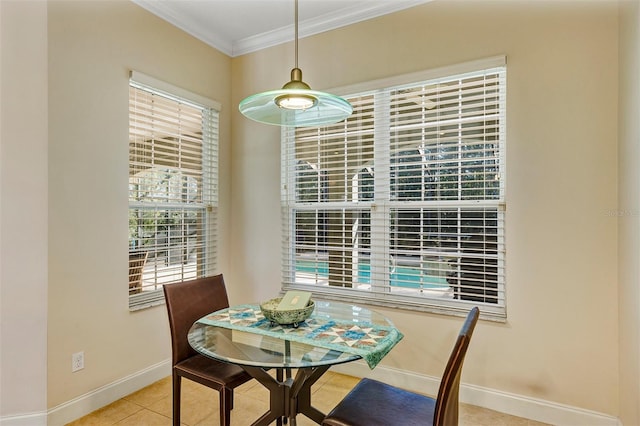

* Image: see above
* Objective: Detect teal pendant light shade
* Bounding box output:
[238,0,352,127]
[239,86,353,127]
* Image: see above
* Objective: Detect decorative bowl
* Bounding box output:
[260,297,315,327]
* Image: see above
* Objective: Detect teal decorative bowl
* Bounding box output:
[260,297,315,327]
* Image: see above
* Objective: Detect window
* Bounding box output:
[282,57,506,320]
[128,71,219,310]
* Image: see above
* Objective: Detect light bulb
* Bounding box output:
[275,94,318,110]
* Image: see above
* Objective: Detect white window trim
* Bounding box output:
[281,56,507,322]
[128,72,219,310]
[328,55,506,98]
[130,71,221,110]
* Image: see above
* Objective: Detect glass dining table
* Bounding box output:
[188,299,403,426]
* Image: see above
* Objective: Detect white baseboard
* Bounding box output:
[331,362,621,426]
[0,411,48,426]
[46,359,171,426]
[2,360,620,426]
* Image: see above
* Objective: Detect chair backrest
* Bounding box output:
[163,274,231,366]
[433,306,480,426]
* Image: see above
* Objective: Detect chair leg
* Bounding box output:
[172,373,181,426]
[220,387,232,426]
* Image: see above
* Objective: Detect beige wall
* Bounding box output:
[1,0,636,423]
[0,0,49,418]
[618,1,640,424]
[231,0,620,417]
[46,0,231,409]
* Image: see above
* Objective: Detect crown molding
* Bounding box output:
[132,0,234,55]
[133,0,432,58]
[233,0,432,56]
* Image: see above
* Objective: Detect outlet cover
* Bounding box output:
[72,351,84,372]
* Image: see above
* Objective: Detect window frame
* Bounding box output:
[281,57,507,321]
[128,71,219,311]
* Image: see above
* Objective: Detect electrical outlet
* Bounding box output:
[72,351,84,372]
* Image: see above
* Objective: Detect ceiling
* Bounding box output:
[133,0,431,57]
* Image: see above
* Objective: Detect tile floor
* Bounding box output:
[67,371,551,425]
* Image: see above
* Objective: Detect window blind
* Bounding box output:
[128,77,218,310]
[282,58,506,320]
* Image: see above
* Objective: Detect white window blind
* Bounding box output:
[128,74,218,310]
[282,58,506,320]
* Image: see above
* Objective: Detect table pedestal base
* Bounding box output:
[242,365,330,426]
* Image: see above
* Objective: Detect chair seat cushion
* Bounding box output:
[323,378,436,426]
[175,354,251,389]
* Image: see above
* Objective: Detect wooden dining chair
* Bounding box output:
[163,274,253,426]
[322,306,480,426]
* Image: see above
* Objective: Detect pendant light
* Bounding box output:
[238,0,352,127]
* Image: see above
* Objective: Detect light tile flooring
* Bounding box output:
[67,371,551,426]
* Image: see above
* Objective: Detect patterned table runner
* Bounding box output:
[198,304,403,369]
